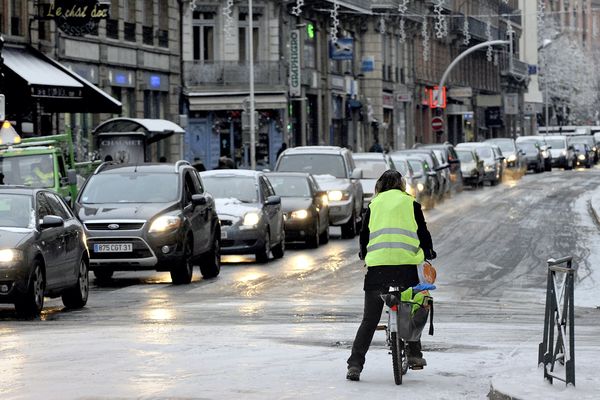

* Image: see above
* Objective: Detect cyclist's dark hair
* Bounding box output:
[374,170,406,195]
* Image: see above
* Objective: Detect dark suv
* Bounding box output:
[75,161,220,284]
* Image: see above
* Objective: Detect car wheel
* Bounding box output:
[341,211,357,239]
[62,258,89,309]
[306,218,320,249]
[170,239,193,285]
[272,229,285,259]
[319,223,330,245]
[94,269,114,283]
[15,260,45,318]
[200,233,220,279]
[255,231,270,263]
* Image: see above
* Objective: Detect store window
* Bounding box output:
[143,91,166,119]
[238,13,260,62]
[10,0,25,36]
[193,12,215,61]
[112,87,136,118]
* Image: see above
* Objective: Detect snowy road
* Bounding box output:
[1,168,600,399]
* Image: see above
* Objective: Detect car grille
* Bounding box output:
[85,222,145,231]
[221,239,257,248]
[87,238,153,259]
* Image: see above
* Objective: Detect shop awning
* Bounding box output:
[3,45,121,114]
[93,118,185,144]
[187,91,288,111]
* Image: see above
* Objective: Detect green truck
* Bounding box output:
[0,131,92,204]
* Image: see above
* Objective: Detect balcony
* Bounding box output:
[184,61,286,88]
[500,53,529,82]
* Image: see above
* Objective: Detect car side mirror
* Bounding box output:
[67,169,77,185]
[39,215,64,230]
[192,194,207,206]
[265,195,281,206]
[427,171,437,177]
[351,168,363,180]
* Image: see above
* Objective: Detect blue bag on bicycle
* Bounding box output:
[396,287,434,342]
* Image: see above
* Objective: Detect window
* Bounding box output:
[45,193,71,220]
[112,87,136,118]
[10,0,24,36]
[304,25,316,69]
[142,0,154,45]
[183,172,198,204]
[238,13,260,62]
[144,91,166,119]
[193,13,215,62]
[36,193,52,219]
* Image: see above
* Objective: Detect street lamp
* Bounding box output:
[538,39,553,135]
[248,0,256,170]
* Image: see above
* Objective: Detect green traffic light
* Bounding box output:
[307,23,315,39]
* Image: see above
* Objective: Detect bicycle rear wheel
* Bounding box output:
[391,332,407,385]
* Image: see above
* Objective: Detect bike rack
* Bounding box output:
[538,256,576,386]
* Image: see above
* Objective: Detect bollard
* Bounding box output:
[538,256,576,386]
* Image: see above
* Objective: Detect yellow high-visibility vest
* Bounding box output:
[365,189,424,267]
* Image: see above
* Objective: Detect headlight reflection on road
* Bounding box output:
[290,254,314,273]
[144,308,176,322]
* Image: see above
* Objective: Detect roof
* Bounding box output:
[0,186,39,195]
[201,169,261,178]
[264,172,311,178]
[97,163,185,174]
[4,47,82,88]
[93,118,185,144]
[282,146,346,155]
[352,152,387,160]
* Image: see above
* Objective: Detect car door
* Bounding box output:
[259,177,277,244]
[190,170,212,254]
[45,192,81,287]
[35,192,66,290]
[309,175,327,228]
[346,153,363,218]
[182,171,207,256]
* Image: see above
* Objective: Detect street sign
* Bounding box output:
[431,117,444,132]
[428,86,447,108]
[289,30,301,97]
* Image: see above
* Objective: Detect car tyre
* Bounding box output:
[62,258,89,309]
[306,219,320,249]
[272,229,285,259]
[200,234,220,279]
[255,231,270,263]
[319,224,330,244]
[94,269,114,283]
[341,211,357,239]
[170,239,193,285]
[15,260,45,318]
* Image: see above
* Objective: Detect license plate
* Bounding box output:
[93,243,133,253]
[221,230,228,239]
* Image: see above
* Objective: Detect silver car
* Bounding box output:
[352,152,392,211]
[456,143,503,185]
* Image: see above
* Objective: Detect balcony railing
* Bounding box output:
[184,61,286,87]
[500,53,529,81]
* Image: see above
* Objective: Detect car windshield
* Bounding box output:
[268,176,311,197]
[202,176,258,203]
[80,173,179,204]
[573,143,586,151]
[354,159,387,179]
[545,139,565,149]
[475,147,492,158]
[569,136,594,146]
[489,141,514,153]
[0,154,55,188]
[456,150,474,163]
[277,154,346,178]
[0,194,34,228]
[407,160,423,175]
[520,143,538,152]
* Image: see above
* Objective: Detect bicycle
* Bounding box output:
[378,284,435,385]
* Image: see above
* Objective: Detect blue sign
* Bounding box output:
[361,56,375,72]
[114,73,127,85]
[330,37,354,60]
[528,64,538,75]
[150,75,161,88]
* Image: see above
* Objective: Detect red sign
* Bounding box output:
[428,86,447,109]
[431,117,444,131]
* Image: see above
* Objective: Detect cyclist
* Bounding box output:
[347,169,436,381]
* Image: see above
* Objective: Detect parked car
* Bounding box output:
[394,149,448,200]
[567,135,596,164]
[76,162,221,284]
[351,152,393,211]
[201,170,285,263]
[275,146,363,239]
[517,141,544,172]
[535,135,576,170]
[485,138,527,173]
[417,143,463,193]
[455,148,484,188]
[265,172,329,248]
[456,143,504,185]
[572,142,593,168]
[390,154,434,208]
[0,187,89,317]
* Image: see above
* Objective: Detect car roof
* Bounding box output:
[281,146,347,155]
[97,163,187,174]
[201,169,261,178]
[352,152,387,160]
[0,186,38,195]
[265,171,311,178]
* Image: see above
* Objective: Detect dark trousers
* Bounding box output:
[347,289,422,370]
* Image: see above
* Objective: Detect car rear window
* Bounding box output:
[277,154,347,178]
[268,176,311,197]
[353,159,388,179]
[202,176,258,203]
[456,150,474,163]
[80,173,179,204]
[0,194,34,228]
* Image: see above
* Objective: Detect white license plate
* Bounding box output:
[221,231,228,239]
[93,243,133,253]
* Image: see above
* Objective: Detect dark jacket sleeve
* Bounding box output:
[414,202,434,256]
[359,208,370,260]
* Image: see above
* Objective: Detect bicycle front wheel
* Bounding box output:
[391,332,406,385]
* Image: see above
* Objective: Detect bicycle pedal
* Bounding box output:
[376,325,387,331]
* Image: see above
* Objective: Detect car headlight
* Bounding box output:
[291,209,308,219]
[485,165,494,171]
[541,151,549,158]
[561,150,567,156]
[0,249,24,263]
[417,183,425,192]
[328,190,350,202]
[243,212,261,226]
[578,154,586,160]
[149,215,182,233]
[508,155,516,162]
[321,194,329,206]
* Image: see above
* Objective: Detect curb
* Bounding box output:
[587,199,600,228]
[488,384,521,400]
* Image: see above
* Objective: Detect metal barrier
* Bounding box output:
[538,256,576,386]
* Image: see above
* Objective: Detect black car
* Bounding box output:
[75,162,221,284]
[266,172,330,248]
[0,187,89,317]
[572,143,593,168]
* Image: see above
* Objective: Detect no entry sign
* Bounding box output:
[431,117,444,132]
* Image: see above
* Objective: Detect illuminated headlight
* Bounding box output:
[508,155,517,162]
[321,194,329,206]
[578,154,586,160]
[594,147,597,152]
[561,150,567,156]
[406,184,414,196]
[149,215,182,233]
[485,165,494,172]
[291,209,309,219]
[417,183,425,192]
[0,249,24,263]
[328,190,349,202]
[243,212,261,226]
[541,151,549,158]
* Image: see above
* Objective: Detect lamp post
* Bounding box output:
[538,39,553,135]
[248,0,256,170]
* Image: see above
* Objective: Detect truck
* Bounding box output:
[0,130,90,204]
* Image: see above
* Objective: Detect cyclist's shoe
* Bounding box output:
[346,366,361,381]
[407,356,427,368]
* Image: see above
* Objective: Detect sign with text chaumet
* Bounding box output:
[289,30,301,98]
